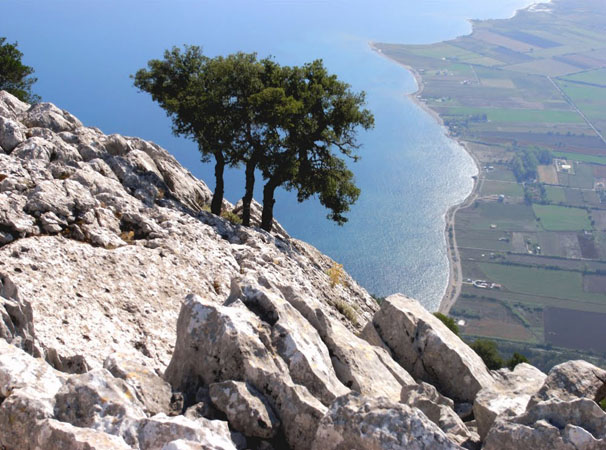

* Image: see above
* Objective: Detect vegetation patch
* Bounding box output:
[327,263,345,288]
[532,204,591,231]
[334,300,358,326]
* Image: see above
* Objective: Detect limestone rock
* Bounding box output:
[0,90,378,375]
[0,90,29,120]
[401,382,477,447]
[474,363,546,440]
[484,398,606,449]
[272,283,415,399]
[34,419,131,450]
[0,273,37,354]
[0,338,63,399]
[0,340,66,448]
[312,392,461,450]
[164,294,327,450]
[229,279,349,405]
[0,116,26,152]
[371,294,494,403]
[209,380,280,439]
[137,414,237,450]
[528,360,606,408]
[104,352,175,416]
[54,368,146,446]
[20,102,83,132]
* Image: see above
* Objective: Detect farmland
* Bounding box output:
[374,0,606,368]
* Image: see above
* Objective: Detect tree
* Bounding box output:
[471,339,504,370]
[506,352,529,370]
[134,48,374,230]
[133,47,259,215]
[433,312,459,336]
[0,37,39,103]
[257,59,374,231]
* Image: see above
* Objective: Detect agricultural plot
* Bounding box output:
[377,0,606,362]
[557,164,595,189]
[561,68,606,86]
[453,296,536,342]
[456,202,538,232]
[544,307,606,353]
[537,232,582,258]
[479,180,523,197]
[532,204,591,231]
[583,274,606,294]
[544,185,566,202]
[443,107,582,124]
[456,229,513,252]
[538,166,559,185]
[478,262,606,305]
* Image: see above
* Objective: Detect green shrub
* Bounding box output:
[371,294,385,305]
[334,300,358,326]
[471,339,505,370]
[507,352,529,370]
[434,312,459,336]
[220,210,242,225]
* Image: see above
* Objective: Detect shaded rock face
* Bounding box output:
[369,294,494,403]
[209,381,280,439]
[401,382,479,447]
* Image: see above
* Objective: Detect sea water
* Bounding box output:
[3,0,535,310]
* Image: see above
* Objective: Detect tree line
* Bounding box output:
[133,47,374,232]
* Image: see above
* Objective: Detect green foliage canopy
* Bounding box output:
[0,37,39,103]
[433,312,460,336]
[134,47,374,231]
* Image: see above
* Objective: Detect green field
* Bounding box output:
[545,185,567,203]
[479,263,606,305]
[533,204,592,231]
[480,180,524,197]
[561,68,606,86]
[554,151,606,165]
[444,107,582,124]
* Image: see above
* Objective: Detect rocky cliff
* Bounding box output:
[0,90,605,449]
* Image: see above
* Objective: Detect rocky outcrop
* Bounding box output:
[312,393,461,450]
[528,360,606,408]
[209,381,280,439]
[1,90,605,449]
[104,352,175,416]
[401,382,479,447]
[0,90,378,377]
[474,363,546,440]
[369,294,494,403]
[484,398,606,449]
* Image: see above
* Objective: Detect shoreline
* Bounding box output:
[368,0,553,313]
[369,42,481,314]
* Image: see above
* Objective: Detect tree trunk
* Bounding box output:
[261,178,279,232]
[211,151,225,215]
[241,157,257,227]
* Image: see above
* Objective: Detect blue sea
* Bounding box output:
[3,0,534,310]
